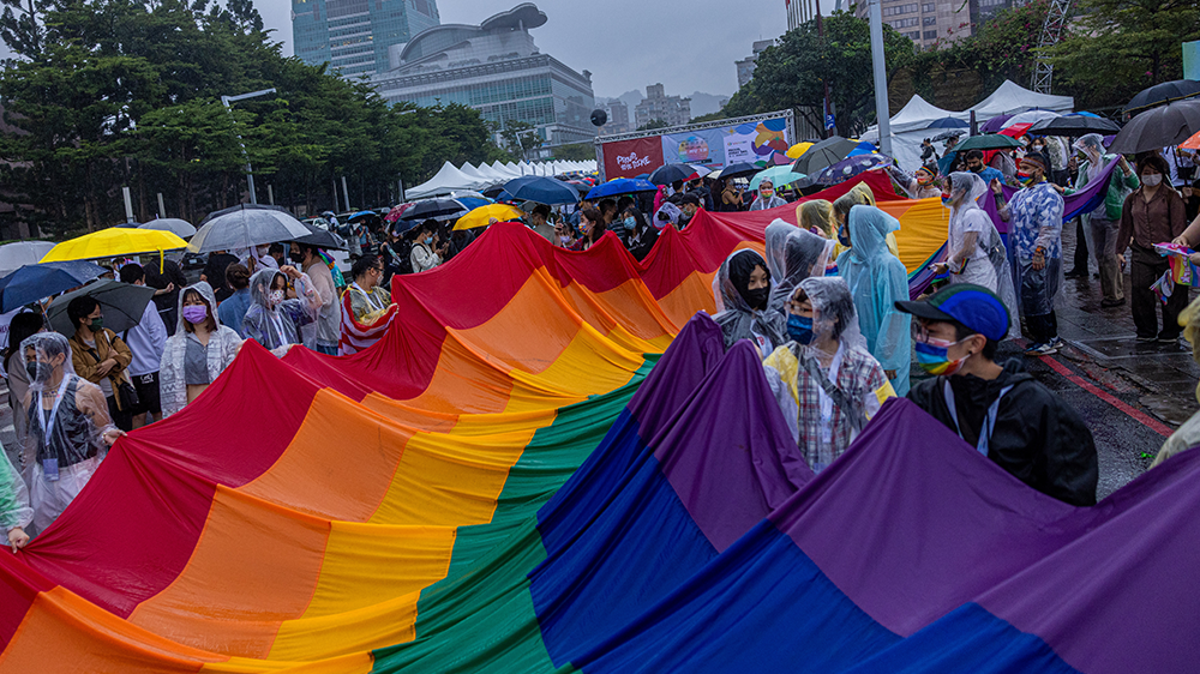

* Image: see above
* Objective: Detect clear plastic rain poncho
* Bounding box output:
[767,224,835,316]
[944,172,1020,338]
[763,277,891,473]
[0,449,32,538]
[835,204,913,395]
[20,332,116,532]
[242,269,321,351]
[764,220,798,282]
[159,281,244,418]
[712,249,786,357]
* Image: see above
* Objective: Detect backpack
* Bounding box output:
[390,239,414,276]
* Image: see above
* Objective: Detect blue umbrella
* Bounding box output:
[502,176,580,205]
[454,196,493,211]
[0,261,108,312]
[586,178,657,200]
[927,116,969,129]
[347,210,378,223]
[847,140,878,157]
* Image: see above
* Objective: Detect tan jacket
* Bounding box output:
[69,328,133,408]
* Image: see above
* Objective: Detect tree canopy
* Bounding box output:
[721,12,916,138]
[0,0,512,237]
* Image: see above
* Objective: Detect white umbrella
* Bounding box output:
[139,217,197,239]
[189,204,310,254]
[0,240,55,278]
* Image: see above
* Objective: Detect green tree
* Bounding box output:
[718,13,916,137]
[636,118,670,131]
[1049,0,1200,111]
[551,143,596,161]
[498,119,542,161]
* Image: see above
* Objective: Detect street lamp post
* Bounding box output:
[221,87,276,205]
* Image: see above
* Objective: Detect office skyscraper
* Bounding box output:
[292,0,441,79]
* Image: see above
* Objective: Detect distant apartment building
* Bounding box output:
[371,3,597,147]
[735,39,776,88]
[850,0,998,50]
[635,84,692,128]
[786,0,820,30]
[600,99,633,136]
[292,0,441,79]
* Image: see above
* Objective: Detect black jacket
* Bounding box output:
[907,359,1098,506]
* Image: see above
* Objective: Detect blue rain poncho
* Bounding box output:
[835,205,912,395]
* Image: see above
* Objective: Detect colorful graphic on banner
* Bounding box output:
[601,117,792,179]
[602,136,666,180]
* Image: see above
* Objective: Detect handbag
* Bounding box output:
[85,337,140,411]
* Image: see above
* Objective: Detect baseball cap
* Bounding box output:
[895,284,1010,341]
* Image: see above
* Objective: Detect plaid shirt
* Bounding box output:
[764,342,892,472]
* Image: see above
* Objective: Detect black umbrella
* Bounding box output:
[400,198,468,221]
[46,279,157,337]
[1108,100,1200,155]
[791,136,858,176]
[718,162,760,179]
[1124,79,1200,115]
[291,221,348,251]
[953,134,1024,152]
[1029,115,1121,137]
[646,163,696,186]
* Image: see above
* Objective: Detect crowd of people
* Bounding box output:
[2,133,1198,552]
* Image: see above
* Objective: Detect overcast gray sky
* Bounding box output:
[259,0,795,98]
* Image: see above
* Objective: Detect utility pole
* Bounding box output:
[221,87,276,205]
[869,0,892,157]
[816,0,832,139]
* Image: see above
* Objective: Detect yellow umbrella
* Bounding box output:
[40,227,188,263]
[453,204,524,231]
[786,142,814,159]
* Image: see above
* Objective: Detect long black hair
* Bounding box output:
[5,311,46,362]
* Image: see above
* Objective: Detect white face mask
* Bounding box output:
[1142,173,1162,187]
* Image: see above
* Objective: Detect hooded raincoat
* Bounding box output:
[798,199,836,238]
[20,333,118,531]
[0,446,31,541]
[159,282,243,418]
[944,172,1020,338]
[242,269,321,351]
[767,225,835,316]
[712,249,786,357]
[836,205,912,395]
[762,277,894,472]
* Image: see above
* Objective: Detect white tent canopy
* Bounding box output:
[863,79,1075,171]
[406,158,597,200]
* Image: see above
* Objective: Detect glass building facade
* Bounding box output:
[371,4,597,148]
[292,0,441,79]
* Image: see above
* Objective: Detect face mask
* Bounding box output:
[743,286,769,311]
[915,337,968,375]
[1016,172,1035,187]
[25,360,49,382]
[268,289,285,306]
[425,236,434,245]
[917,174,934,186]
[182,304,208,324]
[787,314,814,344]
[624,216,635,229]
[761,188,774,198]
[89,318,104,332]
[559,235,571,244]
[940,192,955,206]
[837,226,851,248]
[1142,173,1162,187]
[257,246,269,257]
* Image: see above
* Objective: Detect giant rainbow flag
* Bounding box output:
[1,178,1195,672]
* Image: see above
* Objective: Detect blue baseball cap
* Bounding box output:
[895,284,1010,341]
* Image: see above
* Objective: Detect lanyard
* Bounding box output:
[37,375,72,444]
[352,283,384,312]
[943,380,1014,456]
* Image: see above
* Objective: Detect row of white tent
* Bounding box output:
[407,159,598,200]
[861,79,1075,171]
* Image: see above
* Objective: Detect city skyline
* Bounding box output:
[265,0,795,99]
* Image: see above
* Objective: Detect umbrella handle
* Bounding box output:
[158,249,164,274]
